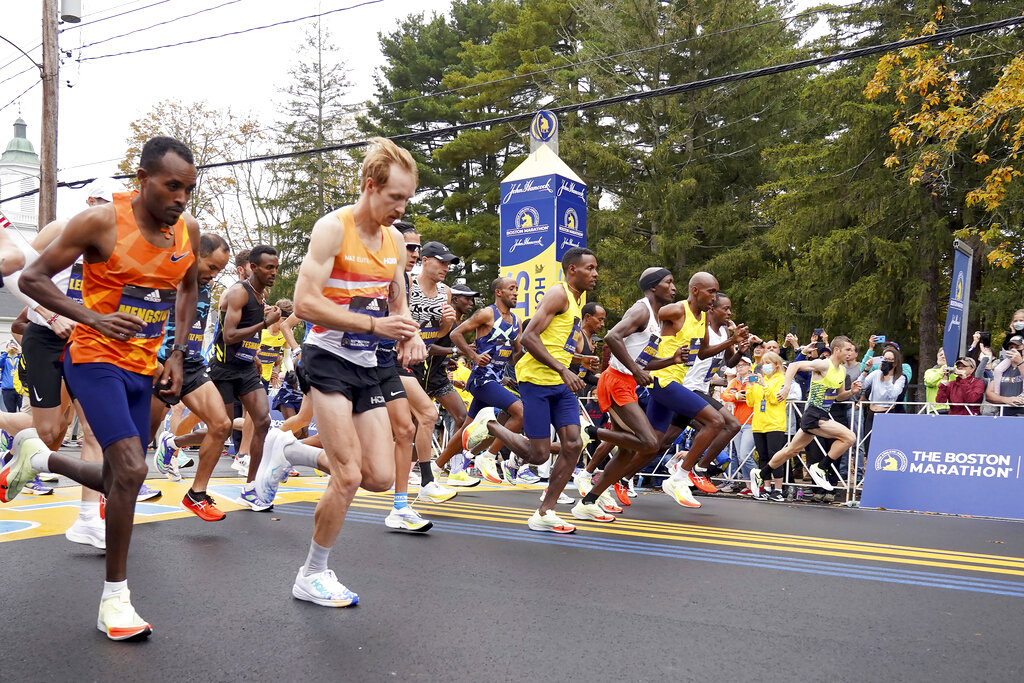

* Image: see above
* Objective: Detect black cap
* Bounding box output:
[450,283,478,297]
[421,241,460,265]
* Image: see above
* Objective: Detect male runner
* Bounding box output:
[255,137,425,606]
[479,247,597,534]
[149,232,233,521]
[3,136,200,640]
[209,245,280,510]
[757,336,861,491]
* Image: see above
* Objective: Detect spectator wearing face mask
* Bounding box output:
[721,356,756,490]
[986,335,1024,416]
[745,352,788,499]
[860,337,913,380]
[935,356,986,416]
[1003,310,1024,352]
[0,340,22,413]
[859,345,907,454]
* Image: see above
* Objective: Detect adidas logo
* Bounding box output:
[144,290,161,303]
[365,299,381,312]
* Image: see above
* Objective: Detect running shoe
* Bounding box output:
[539,487,575,505]
[581,423,597,449]
[750,469,764,498]
[661,477,700,508]
[292,568,359,607]
[153,430,181,482]
[807,462,834,491]
[24,476,54,496]
[753,487,769,501]
[514,465,540,486]
[613,482,632,506]
[182,490,226,522]
[254,428,293,505]
[1,429,44,503]
[500,459,517,485]
[177,454,195,469]
[137,483,161,501]
[446,470,481,488]
[666,457,681,477]
[236,482,273,511]
[384,506,433,532]
[431,461,444,480]
[36,471,58,482]
[626,478,638,497]
[823,493,835,504]
[527,510,576,534]
[463,407,496,452]
[476,454,503,484]
[231,453,250,476]
[768,488,785,503]
[0,430,10,452]
[65,517,105,549]
[570,500,615,522]
[97,589,152,641]
[416,481,457,504]
[688,468,718,494]
[597,488,623,514]
[737,486,752,496]
[573,469,593,496]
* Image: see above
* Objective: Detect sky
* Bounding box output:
[0,0,453,217]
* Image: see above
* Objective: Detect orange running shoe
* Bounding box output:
[614,482,632,506]
[99,494,106,520]
[182,490,226,522]
[688,470,718,494]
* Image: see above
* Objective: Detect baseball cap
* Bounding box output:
[738,356,752,364]
[450,283,478,298]
[1008,335,1024,348]
[83,178,118,202]
[421,241,460,265]
[955,356,977,368]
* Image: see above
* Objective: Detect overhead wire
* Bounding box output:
[77,0,244,50]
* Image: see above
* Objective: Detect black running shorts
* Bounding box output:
[209,359,265,405]
[20,322,66,409]
[298,344,384,414]
[152,357,211,406]
[375,364,407,403]
[800,406,832,432]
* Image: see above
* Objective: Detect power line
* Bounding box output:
[77,0,386,62]
[0,80,40,115]
[78,0,244,50]
[3,13,1021,205]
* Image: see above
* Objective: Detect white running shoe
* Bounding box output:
[35,471,58,482]
[65,516,105,549]
[384,506,433,532]
[416,480,457,504]
[626,477,638,497]
[527,510,576,534]
[514,465,540,486]
[292,568,359,607]
[476,454,503,484]
[661,476,701,508]
[96,589,152,641]
[446,470,481,487]
[597,487,623,514]
[807,462,835,492]
[463,407,496,451]
[539,488,575,505]
[431,461,444,480]
[254,428,294,505]
[573,470,593,496]
[231,454,250,476]
[570,500,615,522]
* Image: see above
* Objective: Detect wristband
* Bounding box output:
[47,312,59,325]
[368,316,375,334]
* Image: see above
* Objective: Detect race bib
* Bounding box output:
[186,318,204,356]
[340,295,388,352]
[116,285,175,339]
[257,344,282,366]
[234,333,260,363]
[563,317,582,353]
[635,333,661,369]
[65,262,84,304]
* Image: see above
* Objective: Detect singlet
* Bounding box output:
[608,297,661,375]
[651,304,706,387]
[516,282,585,386]
[410,278,449,349]
[375,272,410,369]
[213,281,263,367]
[683,324,727,393]
[303,206,400,366]
[258,329,286,381]
[159,284,211,363]
[806,361,847,412]
[468,304,520,385]
[67,191,194,376]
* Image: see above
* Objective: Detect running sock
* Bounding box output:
[419,461,434,486]
[79,500,100,521]
[394,492,409,510]
[29,449,50,473]
[450,453,467,474]
[303,540,331,576]
[671,468,689,484]
[283,441,322,469]
[102,580,127,600]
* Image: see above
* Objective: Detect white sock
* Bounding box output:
[450,453,466,474]
[302,540,331,576]
[671,468,689,484]
[283,441,322,470]
[102,580,127,600]
[29,449,50,473]
[79,500,100,522]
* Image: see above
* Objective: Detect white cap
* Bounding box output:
[83,178,119,203]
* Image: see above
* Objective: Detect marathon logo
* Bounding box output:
[116,285,176,339]
[875,448,1019,480]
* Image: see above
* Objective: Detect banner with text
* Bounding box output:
[942,247,971,363]
[860,414,1024,519]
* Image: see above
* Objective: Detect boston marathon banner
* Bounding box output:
[941,240,973,364]
[860,414,1024,519]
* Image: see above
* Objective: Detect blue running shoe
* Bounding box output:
[137,483,162,501]
[0,430,11,452]
[153,430,181,482]
[23,475,54,496]
[236,482,273,511]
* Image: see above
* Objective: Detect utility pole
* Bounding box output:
[39,0,58,229]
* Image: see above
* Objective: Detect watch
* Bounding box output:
[171,344,189,355]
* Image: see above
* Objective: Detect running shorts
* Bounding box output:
[21,322,66,409]
[209,359,264,405]
[63,356,151,450]
[375,364,408,403]
[466,374,519,417]
[519,381,579,439]
[800,406,832,432]
[152,357,211,407]
[299,343,384,414]
[645,379,709,433]
[596,367,639,413]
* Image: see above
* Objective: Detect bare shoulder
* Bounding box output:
[308,212,345,256]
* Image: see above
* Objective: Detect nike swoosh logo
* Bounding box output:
[170,252,190,262]
[33,387,42,402]
[390,391,402,397]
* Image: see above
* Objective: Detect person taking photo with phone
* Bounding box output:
[936,356,985,416]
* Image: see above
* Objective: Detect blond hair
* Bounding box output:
[760,351,785,376]
[361,137,417,190]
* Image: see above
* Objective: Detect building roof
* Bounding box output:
[0,118,39,166]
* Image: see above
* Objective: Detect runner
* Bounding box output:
[478,246,598,534]
[254,137,424,606]
[208,245,280,510]
[257,298,292,389]
[148,232,233,521]
[2,136,200,640]
[758,336,861,492]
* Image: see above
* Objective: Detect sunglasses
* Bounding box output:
[405,244,421,253]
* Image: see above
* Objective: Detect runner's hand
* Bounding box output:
[672,346,690,366]
[474,352,491,367]
[776,382,791,402]
[49,314,76,338]
[731,324,749,344]
[157,351,184,399]
[633,368,653,387]
[374,314,419,341]
[397,334,427,367]
[92,311,144,340]
[264,305,282,326]
[560,367,586,393]
[440,304,456,327]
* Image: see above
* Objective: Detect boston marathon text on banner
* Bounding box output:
[860,414,1024,520]
[941,240,973,363]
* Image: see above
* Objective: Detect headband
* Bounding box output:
[639,268,672,292]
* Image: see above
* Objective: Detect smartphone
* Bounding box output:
[788,325,797,336]
[979,332,991,347]
[813,328,823,336]
[876,335,886,344]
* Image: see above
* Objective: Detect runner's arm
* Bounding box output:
[452,306,493,364]
[520,284,571,375]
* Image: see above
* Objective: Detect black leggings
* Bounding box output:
[754,431,787,479]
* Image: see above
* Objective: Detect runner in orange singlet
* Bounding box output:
[3,136,201,641]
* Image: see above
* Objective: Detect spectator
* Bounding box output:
[1002,310,1024,352]
[745,351,788,499]
[923,349,951,414]
[936,356,986,416]
[750,341,766,367]
[781,331,800,362]
[452,356,473,409]
[721,356,755,491]
[985,336,1024,416]
[860,337,913,380]
[859,345,908,454]
[0,340,22,413]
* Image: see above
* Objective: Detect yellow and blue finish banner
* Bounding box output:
[941,247,970,363]
[499,174,587,319]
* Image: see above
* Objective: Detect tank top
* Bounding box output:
[258,329,286,380]
[375,272,410,369]
[214,281,263,366]
[304,206,400,366]
[651,304,706,387]
[67,192,194,376]
[159,284,210,362]
[807,360,846,412]
[608,297,661,374]
[516,282,585,386]
[410,278,449,348]
[468,304,520,385]
[683,324,727,392]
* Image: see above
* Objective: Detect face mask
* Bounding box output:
[880,360,894,373]
[762,363,774,375]
[1013,321,1024,332]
